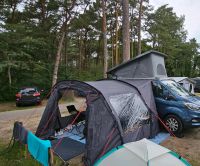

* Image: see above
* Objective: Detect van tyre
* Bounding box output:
[164,115,183,134]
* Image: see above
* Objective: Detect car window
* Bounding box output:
[152,82,167,99]
[179,83,183,86]
[20,88,36,94]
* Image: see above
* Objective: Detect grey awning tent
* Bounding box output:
[105,50,168,138]
[35,79,159,165]
[120,79,159,137]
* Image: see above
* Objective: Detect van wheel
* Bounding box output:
[164,115,183,134]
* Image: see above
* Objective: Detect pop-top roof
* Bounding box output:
[107,50,167,79]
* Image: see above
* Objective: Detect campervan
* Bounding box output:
[107,50,200,134]
[152,78,200,133]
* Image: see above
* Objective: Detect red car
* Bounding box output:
[15,87,42,106]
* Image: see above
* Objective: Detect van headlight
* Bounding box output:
[184,103,200,111]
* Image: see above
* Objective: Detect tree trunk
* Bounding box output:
[111,29,114,67]
[102,0,108,78]
[8,65,11,88]
[83,30,88,69]
[52,0,76,87]
[79,30,83,70]
[130,7,134,58]
[64,34,68,76]
[137,0,143,55]
[115,1,119,65]
[52,32,65,87]
[134,34,137,57]
[40,0,46,22]
[51,0,76,87]
[110,8,114,67]
[122,0,130,62]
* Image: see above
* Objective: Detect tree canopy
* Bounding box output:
[0,0,199,101]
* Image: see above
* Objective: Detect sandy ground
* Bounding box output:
[161,128,200,165]
[0,98,86,141]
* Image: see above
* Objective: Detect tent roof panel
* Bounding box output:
[107,50,167,74]
[124,139,170,161]
[86,80,138,97]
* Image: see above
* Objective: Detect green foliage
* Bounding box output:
[58,63,103,81]
[146,5,199,76]
[0,1,199,102]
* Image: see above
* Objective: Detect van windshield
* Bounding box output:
[161,80,191,97]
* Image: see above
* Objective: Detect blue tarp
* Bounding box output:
[56,123,169,145]
[150,132,170,144]
[56,123,86,144]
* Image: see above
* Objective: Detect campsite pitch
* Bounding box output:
[161,128,200,166]
[0,97,199,166]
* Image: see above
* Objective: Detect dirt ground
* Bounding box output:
[0,98,86,141]
[0,98,200,165]
[161,128,200,166]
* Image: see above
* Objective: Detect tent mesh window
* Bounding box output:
[109,93,150,133]
[157,64,166,75]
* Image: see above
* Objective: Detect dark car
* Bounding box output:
[152,79,200,134]
[15,87,42,106]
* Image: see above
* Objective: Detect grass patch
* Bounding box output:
[0,141,38,166]
[0,140,65,166]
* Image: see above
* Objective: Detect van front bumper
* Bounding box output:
[183,111,200,128]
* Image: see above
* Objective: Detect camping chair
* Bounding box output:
[13,122,54,165]
[51,137,85,165]
[51,112,86,165]
[13,122,85,165]
[27,134,85,165]
[12,121,29,158]
[27,131,54,166]
[13,121,28,144]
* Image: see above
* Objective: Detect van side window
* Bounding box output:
[152,82,166,98]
